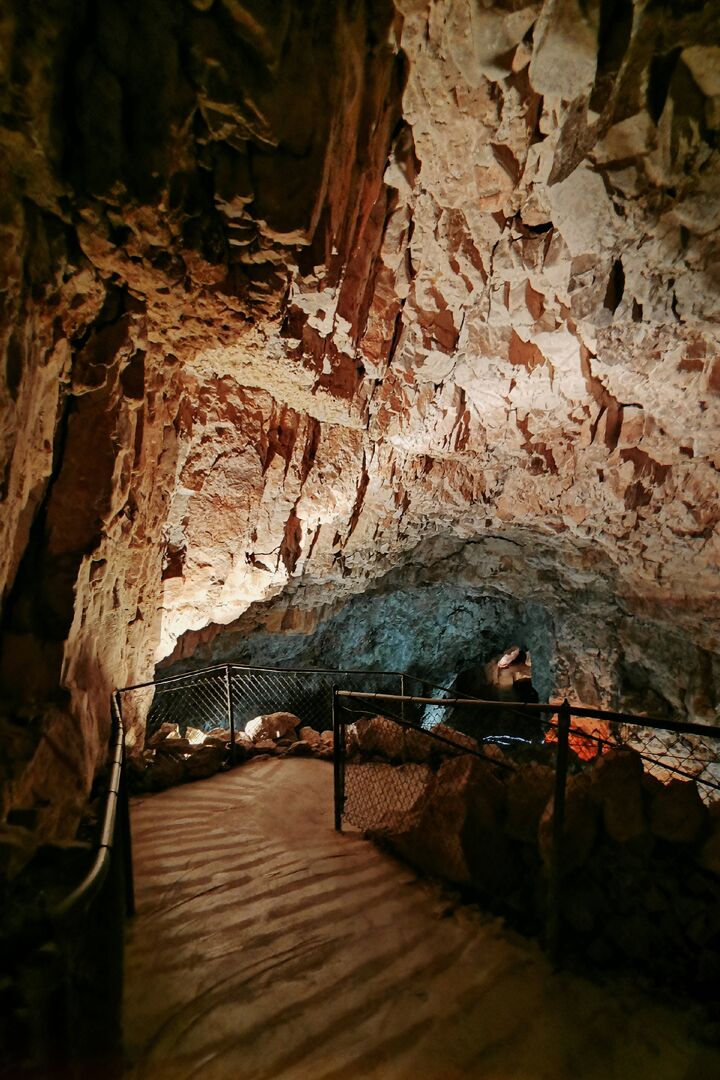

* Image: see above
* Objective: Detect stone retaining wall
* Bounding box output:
[346,716,720,1001]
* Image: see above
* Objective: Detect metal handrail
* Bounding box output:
[52,692,134,922]
[331,686,720,967]
[118,661,448,695]
[334,689,719,738]
[123,663,720,740]
[4,693,134,971]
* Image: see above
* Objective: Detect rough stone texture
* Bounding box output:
[505,762,555,843]
[382,754,499,885]
[184,742,225,779]
[591,748,647,845]
[355,715,406,760]
[346,761,432,834]
[350,735,720,996]
[1,1,720,840]
[649,777,708,846]
[244,711,300,742]
[539,772,599,872]
[298,725,321,747]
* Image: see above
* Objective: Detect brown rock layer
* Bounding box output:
[1,1,719,837]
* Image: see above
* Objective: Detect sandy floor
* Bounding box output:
[124,757,719,1080]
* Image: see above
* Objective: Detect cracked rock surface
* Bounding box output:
[1,0,719,838]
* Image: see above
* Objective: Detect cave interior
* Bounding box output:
[2,0,720,1069]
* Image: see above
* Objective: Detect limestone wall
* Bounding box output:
[1,1,719,841]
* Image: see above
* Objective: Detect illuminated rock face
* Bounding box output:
[0,1,719,836]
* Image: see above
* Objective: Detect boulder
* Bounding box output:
[249,739,278,755]
[354,716,404,760]
[591,749,647,844]
[505,763,554,843]
[539,773,598,873]
[403,726,434,764]
[458,763,513,892]
[650,779,707,845]
[206,727,231,739]
[146,752,186,790]
[482,743,509,766]
[430,724,480,756]
[346,763,432,833]
[185,744,225,780]
[244,712,300,742]
[147,722,180,748]
[387,755,503,886]
[229,739,249,763]
[159,737,191,752]
[186,727,206,745]
[299,726,321,747]
[284,740,314,757]
[316,730,335,759]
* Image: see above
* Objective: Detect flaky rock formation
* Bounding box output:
[1,0,719,838]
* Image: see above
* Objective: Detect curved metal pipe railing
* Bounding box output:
[52,692,134,923]
[4,691,134,983]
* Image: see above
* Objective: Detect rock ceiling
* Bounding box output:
[1,1,720,830]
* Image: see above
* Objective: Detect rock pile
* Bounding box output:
[346,718,720,998]
[128,714,334,793]
[2,0,719,857]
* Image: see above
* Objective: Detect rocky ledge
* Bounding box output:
[127,712,334,793]
[344,715,720,1003]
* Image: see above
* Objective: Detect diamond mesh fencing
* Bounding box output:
[539,714,720,804]
[344,722,481,830]
[614,724,720,801]
[338,698,527,835]
[333,692,720,860]
[228,666,402,735]
[142,669,230,739]
[331,691,720,1002]
[125,664,406,747]
[121,665,720,809]
[335,697,542,896]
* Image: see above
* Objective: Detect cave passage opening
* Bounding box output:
[157,579,557,751]
[442,643,543,744]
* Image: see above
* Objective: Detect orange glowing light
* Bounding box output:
[544,719,612,761]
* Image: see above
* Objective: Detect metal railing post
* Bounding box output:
[225,665,236,766]
[332,685,344,831]
[400,673,406,725]
[546,697,571,966]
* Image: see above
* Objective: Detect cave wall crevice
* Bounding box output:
[1,0,719,841]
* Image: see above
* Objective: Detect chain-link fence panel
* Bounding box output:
[229,666,403,734]
[334,694,720,987]
[344,759,432,833]
[615,724,720,803]
[143,669,230,740]
[338,700,519,813]
[129,665,406,747]
[337,701,527,891]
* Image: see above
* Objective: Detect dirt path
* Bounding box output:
[124,757,718,1079]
